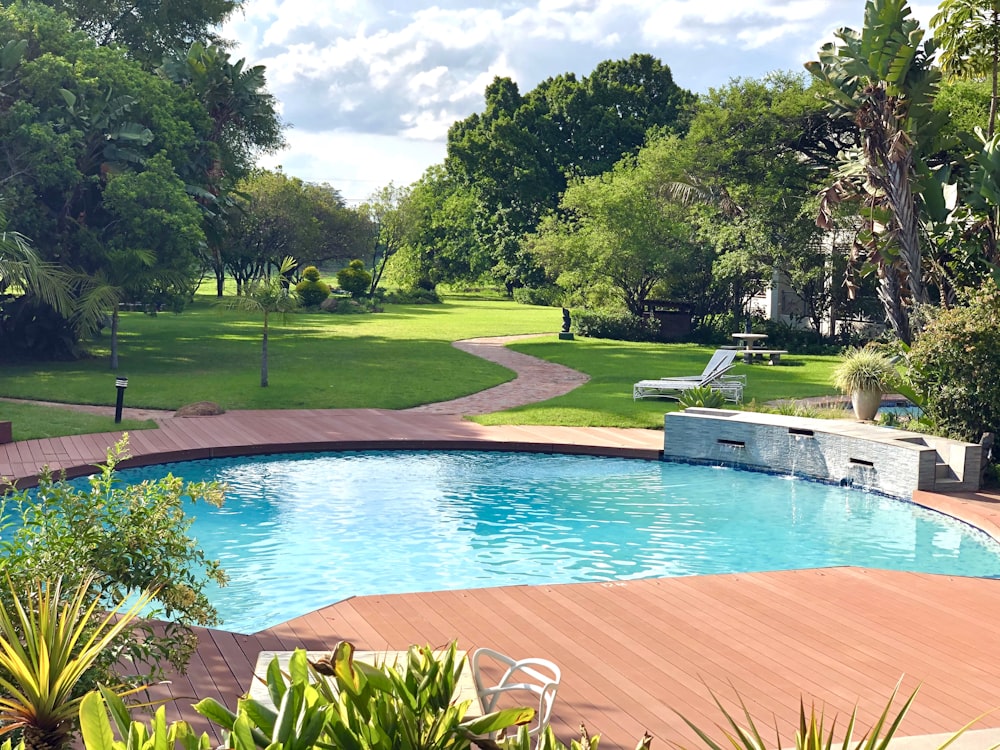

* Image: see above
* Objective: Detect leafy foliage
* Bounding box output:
[905,281,1000,440]
[0,577,155,750]
[0,436,227,680]
[228,256,300,387]
[806,0,944,343]
[194,642,532,750]
[571,310,658,342]
[294,266,330,307]
[336,259,373,299]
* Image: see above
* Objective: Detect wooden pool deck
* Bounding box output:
[4,411,1000,748]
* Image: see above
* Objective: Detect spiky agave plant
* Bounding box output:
[0,576,157,750]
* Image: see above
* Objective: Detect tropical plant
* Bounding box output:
[228,255,299,387]
[831,346,897,394]
[0,577,156,750]
[78,687,209,750]
[194,641,533,750]
[675,681,981,750]
[677,387,727,409]
[806,0,944,344]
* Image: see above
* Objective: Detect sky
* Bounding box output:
[221,0,938,204]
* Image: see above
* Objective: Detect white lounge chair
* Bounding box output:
[470,647,561,739]
[633,349,745,401]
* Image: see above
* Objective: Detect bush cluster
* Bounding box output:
[512,285,562,307]
[383,287,441,304]
[336,260,372,299]
[572,309,659,342]
[294,266,331,307]
[906,283,1000,442]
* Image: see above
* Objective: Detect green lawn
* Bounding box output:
[0,296,841,434]
[0,297,558,411]
[0,401,154,442]
[472,337,840,428]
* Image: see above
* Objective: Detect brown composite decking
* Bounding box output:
[5,412,1000,748]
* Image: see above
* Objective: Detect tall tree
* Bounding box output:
[356,183,414,295]
[446,55,695,293]
[932,0,1000,136]
[159,41,284,295]
[806,0,944,343]
[37,0,240,68]
[99,152,205,369]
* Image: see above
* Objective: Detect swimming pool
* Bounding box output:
[109,450,1000,633]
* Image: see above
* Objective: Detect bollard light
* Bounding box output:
[114,376,128,424]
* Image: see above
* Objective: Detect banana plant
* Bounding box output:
[195,641,534,750]
[0,576,157,750]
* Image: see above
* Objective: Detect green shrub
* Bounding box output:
[383,287,441,304]
[0,436,226,682]
[294,266,331,307]
[573,309,658,342]
[513,286,562,307]
[905,282,1000,441]
[321,296,382,314]
[336,259,372,299]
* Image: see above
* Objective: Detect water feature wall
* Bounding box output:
[663,409,982,498]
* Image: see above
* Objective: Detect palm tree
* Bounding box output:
[932,0,1000,137]
[806,0,942,344]
[228,256,298,387]
[0,213,72,318]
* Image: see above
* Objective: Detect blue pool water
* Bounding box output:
[110,451,1000,633]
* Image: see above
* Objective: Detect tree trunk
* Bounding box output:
[260,312,269,387]
[885,156,927,311]
[992,8,999,139]
[876,265,910,345]
[110,305,120,371]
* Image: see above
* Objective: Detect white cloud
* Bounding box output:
[224,0,943,188]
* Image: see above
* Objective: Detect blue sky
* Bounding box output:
[222,0,937,203]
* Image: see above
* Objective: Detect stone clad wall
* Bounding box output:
[663,409,980,498]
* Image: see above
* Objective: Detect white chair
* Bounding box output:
[470,647,561,738]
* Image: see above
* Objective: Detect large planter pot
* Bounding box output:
[851,389,882,421]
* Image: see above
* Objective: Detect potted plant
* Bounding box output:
[832,347,896,420]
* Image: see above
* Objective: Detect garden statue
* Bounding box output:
[559,308,574,340]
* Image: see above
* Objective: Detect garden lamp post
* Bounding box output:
[114,376,128,423]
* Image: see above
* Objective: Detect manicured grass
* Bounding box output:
[0,295,842,432]
[471,337,841,429]
[0,297,559,410]
[0,401,154,441]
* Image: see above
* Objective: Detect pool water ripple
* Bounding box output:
[110,450,1000,633]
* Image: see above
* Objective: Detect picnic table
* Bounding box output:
[728,333,787,365]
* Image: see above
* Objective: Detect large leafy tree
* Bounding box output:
[99,152,205,369]
[37,0,240,68]
[159,41,284,296]
[806,0,944,344]
[0,2,213,357]
[446,54,695,293]
[932,0,1000,136]
[529,136,705,316]
[355,183,415,295]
